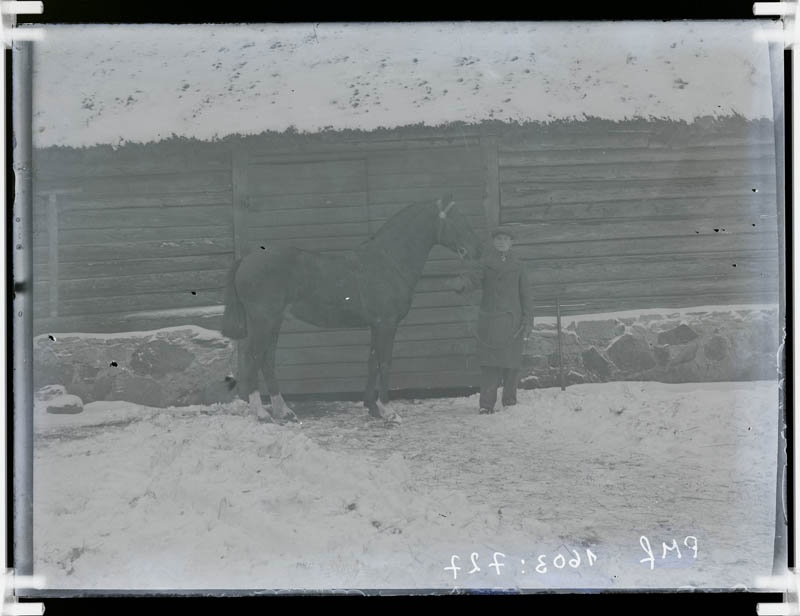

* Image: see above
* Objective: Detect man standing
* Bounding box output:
[454,226,534,414]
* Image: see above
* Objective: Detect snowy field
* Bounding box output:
[34,380,779,592]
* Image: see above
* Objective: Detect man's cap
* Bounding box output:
[491,225,515,239]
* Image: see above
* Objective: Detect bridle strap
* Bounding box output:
[436,198,456,243]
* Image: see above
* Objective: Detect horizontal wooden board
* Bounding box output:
[239,221,371,240]
[368,199,486,219]
[368,170,486,191]
[58,205,231,230]
[276,370,481,395]
[243,136,483,162]
[498,144,778,167]
[501,175,777,206]
[57,254,234,280]
[498,132,774,151]
[510,232,781,261]
[531,292,781,317]
[273,355,479,381]
[508,216,778,245]
[248,159,366,196]
[527,273,779,305]
[501,195,779,224]
[524,253,779,286]
[58,225,233,246]
[33,313,225,337]
[59,269,229,300]
[39,192,232,211]
[58,289,226,316]
[35,170,232,197]
[247,191,368,211]
[272,321,473,345]
[238,205,367,226]
[368,186,486,206]
[367,147,484,175]
[275,344,476,367]
[59,239,234,262]
[34,145,232,180]
[239,236,362,253]
[499,157,777,183]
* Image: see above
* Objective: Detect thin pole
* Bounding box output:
[556,296,565,391]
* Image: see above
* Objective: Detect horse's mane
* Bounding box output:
[361,200,431,246]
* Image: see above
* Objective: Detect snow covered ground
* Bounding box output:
[33,380,780,592]
[29,21,778,148]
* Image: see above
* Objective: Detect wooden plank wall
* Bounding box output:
[498,120,780,313]
[32,143,235,335]
[240,141,488,394]
[29,118,782,395]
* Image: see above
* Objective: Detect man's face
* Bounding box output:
[493,234,512,253]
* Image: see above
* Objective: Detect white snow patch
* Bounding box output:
[28,21,779,148]
[34,380,781,591]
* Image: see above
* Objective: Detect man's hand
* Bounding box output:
[522,320,534,341]
[450,275,467,295]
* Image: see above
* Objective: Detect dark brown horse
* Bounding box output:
[221,195,483,425]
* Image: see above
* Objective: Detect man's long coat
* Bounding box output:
[460,249,534,368]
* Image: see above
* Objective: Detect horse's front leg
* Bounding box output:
[374,324,401,425]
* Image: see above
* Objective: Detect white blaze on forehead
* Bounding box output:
[28,21,778,148]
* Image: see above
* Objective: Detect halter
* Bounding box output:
[436,198,456,244]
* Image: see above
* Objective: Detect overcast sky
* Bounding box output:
[27,21,780,148]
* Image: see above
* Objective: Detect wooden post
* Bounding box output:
[231,148,248,390]
[556,296,565,391]
[47,192,59,317]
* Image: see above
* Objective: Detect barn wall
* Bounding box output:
[33,142,236,333]
[30,117,782,395]
[496,118,780,314]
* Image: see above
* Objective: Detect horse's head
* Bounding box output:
[434,195,483,261]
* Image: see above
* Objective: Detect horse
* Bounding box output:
[220,194,483,425]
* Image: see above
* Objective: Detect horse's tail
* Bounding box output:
[221,257,248,339]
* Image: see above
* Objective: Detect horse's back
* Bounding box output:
[234,246,301,306]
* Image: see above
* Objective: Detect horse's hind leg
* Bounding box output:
[261,319,298,424]
[241,317,272,422]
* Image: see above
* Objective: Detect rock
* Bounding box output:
[526,331,558,358]
[111,372,167,408]
[582,347,611,377]
[35,384,68,402]
[607,334,656,372]
[130,339,194,377]
[36,385,85,413]
[566,370,587,385]
[657,324,699,346]
[33,327,236,408]
[654,345,670,366]
[575,319,626,346]
[704,335,729,361]
[523,355,550,372]
[670,342,699,365]
[520,375,540,389]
